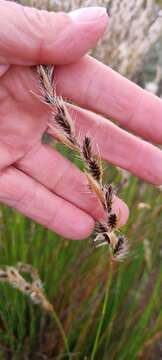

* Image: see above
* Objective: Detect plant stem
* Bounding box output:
[51,309,72,360]
[91,264,113,360]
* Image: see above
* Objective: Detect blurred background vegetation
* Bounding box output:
[1,0,162,359]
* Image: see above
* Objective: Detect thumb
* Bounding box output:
[0,1,108,66]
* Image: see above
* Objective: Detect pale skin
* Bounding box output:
[0,1,162,240]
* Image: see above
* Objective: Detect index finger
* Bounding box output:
[55,55,162,144]
[0,2,108,65]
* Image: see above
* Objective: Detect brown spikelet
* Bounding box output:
[104,185,113,213]
[85,172,105,208]
[82,137,102,182]
[82,136,92,161]
[93,233,110,248]
[88,158,101,182]
[55,107,71,135]
[56,98,75,134]
[94,222,110,245]
[95,222,109,234]
[93,218,129,260]
[51,97,79,149]
[37,65,54,103]
[36,65,78,149]
[108,213,118,229]
[112,235,129,261]
[48,124,78,151]
[113,236,125,255]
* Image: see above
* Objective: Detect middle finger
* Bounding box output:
[47,105,162,185]
[54,55,162,144]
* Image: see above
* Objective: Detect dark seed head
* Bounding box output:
[113,235,125,255]
[82,137,92,161]
[88,159,101,182]
[108,213,117,229]
[103,233,110,244]
[105,185,113,213]
[55,109,71,135]
[95,222,108,234]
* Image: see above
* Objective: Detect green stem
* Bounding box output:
[51,309,72,360]
[91,265,112,360]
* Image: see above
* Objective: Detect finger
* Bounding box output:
[16,144,129,226]
[0,166,94,240]
[54,56,162,144]
[47,106,162,185]
[0,2,108,65]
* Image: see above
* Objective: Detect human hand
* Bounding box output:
[2,1,160,240]
[0,0,113,240]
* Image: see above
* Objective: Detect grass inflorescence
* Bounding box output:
[0,262,72,359]
[36,64,129,262]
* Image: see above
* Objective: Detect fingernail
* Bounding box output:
[69,7,107,22]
